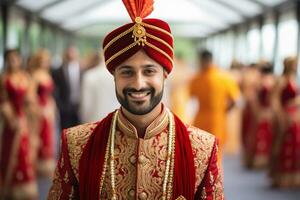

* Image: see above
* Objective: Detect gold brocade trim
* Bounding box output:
[66,122,98,181]
[103,26,135,54]
[145,41,173,65]
[142,22,174,39]
[145,33,173,53]
[187,126,215,188]
[117,114,135,136]
[201,187,207,199]
[176,195,186,200]
[146,112,168,137]
[105,41,139,66]
[47,167,63,200]
[117,105,169,139]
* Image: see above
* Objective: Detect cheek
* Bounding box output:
[115,79,126,94]
[152,77,164,91]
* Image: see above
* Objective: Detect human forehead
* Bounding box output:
[115,51,163,71]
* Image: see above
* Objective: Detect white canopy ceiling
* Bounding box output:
[16,0,288,38]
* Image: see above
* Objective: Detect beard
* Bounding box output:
[116,86,163,115]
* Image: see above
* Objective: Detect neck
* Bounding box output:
[121,103,163,138]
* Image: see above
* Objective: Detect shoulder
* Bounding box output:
[186,124,215,151]
[64,122,99,142]
[63,121,99,180]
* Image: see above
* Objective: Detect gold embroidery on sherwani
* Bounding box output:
[66,122,98,181]
[176,195,187,200]
[48,167,63,200]
[101,107,171,199]
[187,125,215,189]
[213,152,224,200]
[201,187,207,199]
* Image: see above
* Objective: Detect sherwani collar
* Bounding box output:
[117,104,169,140]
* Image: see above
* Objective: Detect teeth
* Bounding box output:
[128,92,149,98]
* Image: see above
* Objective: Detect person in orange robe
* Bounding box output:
[47,1,224,199]
[189,50,241,161]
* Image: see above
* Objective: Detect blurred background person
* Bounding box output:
[80,52,119,122]
[271,56,300,188]
[0,49,38,199]
[28,49,56,178]
[246,62,275,169]
[240,63,261,167]
[189,49,241,163]
[52,46,82,129]
[225,60,244,155]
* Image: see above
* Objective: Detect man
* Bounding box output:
[52,46,82,129]
[189,50,241,161]
[80,52,119,122]
[48,1,224,199]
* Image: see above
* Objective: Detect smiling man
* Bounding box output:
[48,1,224,199]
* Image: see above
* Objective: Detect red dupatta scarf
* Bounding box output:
[79,111,195,199]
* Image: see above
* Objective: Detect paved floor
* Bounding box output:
[223,154,300,200]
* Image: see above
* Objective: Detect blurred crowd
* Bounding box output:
[0,46,300,199]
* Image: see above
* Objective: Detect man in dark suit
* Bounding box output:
[52,46,82,129]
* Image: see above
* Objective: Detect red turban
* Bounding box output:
[102,2,174,74]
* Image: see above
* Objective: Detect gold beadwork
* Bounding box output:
[99,129,112,197]
[132,23,147,46]
[135,17,142,24]
[132,17,147,46]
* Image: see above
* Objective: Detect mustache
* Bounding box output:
[123,87,154,95]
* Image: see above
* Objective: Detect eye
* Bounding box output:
[120,70,133,77]
[144,68,156,75]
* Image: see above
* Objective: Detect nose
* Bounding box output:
[132,72,147,90]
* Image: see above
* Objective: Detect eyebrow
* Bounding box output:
[117,65,132,71]
[117,64,157,70]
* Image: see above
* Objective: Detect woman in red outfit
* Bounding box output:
[241,63,261,167]
[28,49,56,177]
[0,49,38,199]
[248,63,275,168]
[271,56,300,188]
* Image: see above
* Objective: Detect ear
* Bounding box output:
[163,69,168,79]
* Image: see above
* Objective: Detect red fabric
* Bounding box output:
[38,116,54,160]
[281,81,297,106]
[122,0,154,21]
[0,119,36,187]
[79,112,114,199]
[194,141,219,200]
[276,115,300,173]
[37,82,54,106]
[5,78,27,116]
[258,86,271,107]
[251,120,273,161]
[173,114,196,199]
[103,18,173,74]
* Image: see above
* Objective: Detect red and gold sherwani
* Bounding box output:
[48,106,223,199]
